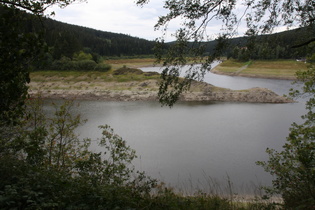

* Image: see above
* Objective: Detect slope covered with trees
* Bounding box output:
[226,27,314,61]
[9,9,156,71]
[18,7,313,68]
[41,18,156,59]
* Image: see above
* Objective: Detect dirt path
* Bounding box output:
[234,64,249,75]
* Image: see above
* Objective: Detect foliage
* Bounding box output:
[0,99,157,209]
[94,63,112,72]
[73,51,93,61]
[307,53,315,63]
[10,3,313,72]
[48,55,111,71]
[137,0,315,208]
[19,14,155,60]
[136,0,315,106]
[3,98,268,209]
[0,6,45,125]
[228,30,314,61]
[256,64,315,208]
[0,0,86,15]
[0,0,86,126]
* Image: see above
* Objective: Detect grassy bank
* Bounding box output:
[31,68,160,84]
[212,59,308,79]
[32,58,307,82]
[105,58,157,69]
[29,58,299,103]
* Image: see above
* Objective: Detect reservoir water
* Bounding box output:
[50,64,307,195]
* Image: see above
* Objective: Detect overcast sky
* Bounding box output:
[46,0,292,42]
[46,0,241,42]
[46,0,171,41]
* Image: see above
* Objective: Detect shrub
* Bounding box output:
[113,67,143,75]
[73,51,93,61]
[50,56,74,71]
[48,59,111,72]
[257,65,315,208]
[94,63,111,72]
[0,99,156,209]
[76,60,97,71]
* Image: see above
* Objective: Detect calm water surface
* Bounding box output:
[141,62,302,96]
[75,100,304,194]
[56,65,306,195]
[44,64,307,194]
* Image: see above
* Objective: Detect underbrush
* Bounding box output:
[30,67,160,83]
[0,99,283,209]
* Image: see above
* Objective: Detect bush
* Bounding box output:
[73,51,93,61]
[94,63,111,72]
[75,60,96,71]
[50,56,73,70]
[48,58,111,72]
[0,99,156,209]
[0,98,281,209]
[113,67,143,75]
[257,65,315,209]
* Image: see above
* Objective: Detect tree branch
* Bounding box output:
[0,0,45,14]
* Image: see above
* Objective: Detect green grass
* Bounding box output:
[244,60,307,77]
[30,69,160,83]
[214,60,249,73]
[213,59,308,79]
[105,58,157,69]
[143,190,282,210]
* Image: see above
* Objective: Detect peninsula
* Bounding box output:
[29,66,294,103]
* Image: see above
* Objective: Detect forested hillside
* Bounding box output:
[27,18,154,59]
[13,9,157,71]
[202,27,314,61]
[26,10,312,61]
[13,5,313,71]
[41,18,156,59]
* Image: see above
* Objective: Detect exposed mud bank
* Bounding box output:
[28,80,294,103]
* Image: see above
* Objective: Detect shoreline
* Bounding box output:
[28,79,294,103]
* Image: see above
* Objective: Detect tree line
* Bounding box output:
[227,27,315,61]
[7,7,156,71]
[13,5,314,72]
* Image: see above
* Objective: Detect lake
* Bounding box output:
[49,65,307,195]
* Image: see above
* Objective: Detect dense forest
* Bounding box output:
[14,10,155,71]
[202,27,314,61]
[226,27,314,61]
[40,18,156,59]
[13,6,314,71]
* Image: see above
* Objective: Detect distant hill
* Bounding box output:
[203,26,314,60]
[19,12,156,60]
[14,6,315,61]
[161,26,314,61]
